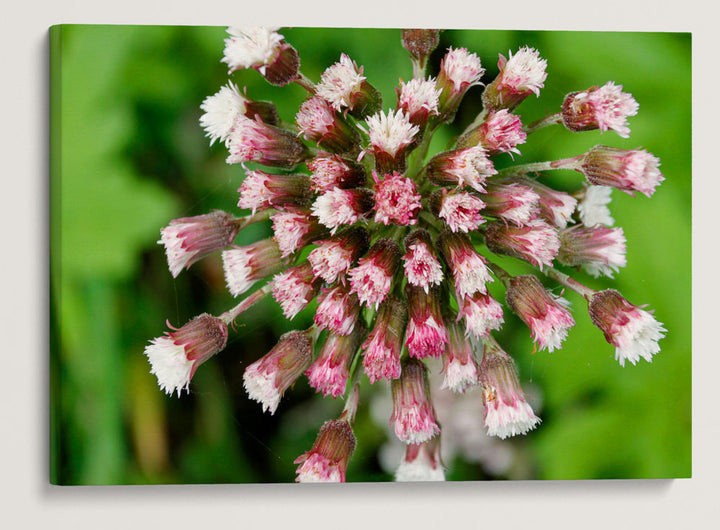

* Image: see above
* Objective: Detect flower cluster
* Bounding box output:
[144,27,666,482]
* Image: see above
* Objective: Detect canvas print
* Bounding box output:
[50,25,691,484]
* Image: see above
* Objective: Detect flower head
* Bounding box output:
[508,176,577,229]
[222,26,298,85]
[271,210,327,258]
[558,225,627,278]
[466,109,527,155]
[306,327,365,398]
[373,171,422,226]
[391,358,441,444]
[441,323,479,394]
[314,284,361,336]
[397,77,442,127]
[588,289,666,366]
[296,96,361,153]
[222,238,284,297]
[226,115,308,168]
[426,145,497,192]
[360,109,419,171]
[395,438,445,482]
[348,238,401,308]
[307,227,369,284]
[144,314,228,396]
[457,292,504,339]
[307,153,366,192]
[271,263,320,320]
[577,185,615,227]
[238,171,311,215]
[579,145,664,197]
[438,231,493,299]
[405,285,449,359]
[562,82,639,138]
[402,229,444,293]
[435,189,486,233]
[362,296,407,383]
[311,187,373,234]
[295,419,356,482]
[483,46,547,111]
[485,220,560,270]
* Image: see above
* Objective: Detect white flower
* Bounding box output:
[398,77,442,117]
[315,53,366,111]
[613,309,667,367]
[452,252,493,299]
[361,109,419,157]
[441,47,485,91]
[199,82,247,146]
[578,186,615,227]
[144,336,194,397]
[222,248,253,296]
[222,26,284,74]
[243,363,282,414]
[500,46,547,96]
[484,396,541,439]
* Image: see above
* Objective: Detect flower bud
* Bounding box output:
[391,358,440,444]
[505,275,575,352]
[401,29,441,71]
[159,210,241,278]
[479,340,541,439]
[243,329,313,414]
[144,314,228,396]
[295,419,356,482]
[561,82,638,138]
[588,289,666,366]
[578,145,664,197]
[222,238,284,297]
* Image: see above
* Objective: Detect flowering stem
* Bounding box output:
[459,108,488,139]
[219,284,272,325]
[544,267,597,300]
[497,156,582,178]
[235,209,274,229]
[294,72,316,93]
[524,112,562,134]
[340,380,360,423]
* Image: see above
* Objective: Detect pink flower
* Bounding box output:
[505,275,575,352]
[441,323,479,394]
[480,340,541,439]
[562,82,639,138]
[427,145,497,192]
[226,115,308,168]
[296,95,360,153]
[306,153,366,192]
[348,238,400,308]
[476,109,526,155]
[588,289,666,366]
[222,238,284,297]
[436,190,486,233]
[159,211,240,278]
[362,296,406,383]
[436,47,484,117]
[438,231,493,299]
[558,225,627,278]
[579,145,664,198]
[271,263,319,320]
[311,187,373,234]
[238,170,310,215]
[144,314,228,396]
[457,292,504,339]
[373,171,422,226]
[359,109,419,172]
[509,176,577,229]
[397,77,442,127]
[305,328,364,398]
[295,419,356,482]
[271,210,327,258]
[307,227,369,284]
[402,229,444,293]
[315,53,367,111]
[405,285,449,359]
[314,284,361,336]
[483,46,547,112]
[485,219,560,270]
[482,181,540,226]
[243,330,313,414]
[391,358,441,444]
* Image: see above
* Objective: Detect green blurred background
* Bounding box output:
[50,25,691,484]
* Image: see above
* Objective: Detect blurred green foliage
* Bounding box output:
[50,25,690,484]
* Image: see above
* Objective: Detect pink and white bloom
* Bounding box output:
[483,46,547,112]
[588,289,666,366]
[510,176,577,229]
[243,330,312,414]
[436,190,486,233]
[485,219,560,270]
[362,296,407,383]
[144,314,228,396]
[307,227,369,284]
[295,419,356,483]
[315,53,371,111]
[577,185,615,227]
[238,170,310,215]
[222,26,298,85]
[436,47,485,116]
[505,275,575,352]
[306,328,364,398]
[306,153,366,192]
[427,145,497,192]
[373,171,422,226]
[222,238,284,297]
[558,225,627,278]
[397,77,442,127]
[457,292,504,339]
[482,181,540,226]
[271,263,319,320]
[271,210,327,258]
[402,229,444,293]
[311,187,373,234]
[348,238,400,308]
[438,231,493,299]
[391,358,440,444]
[474,109,526,155]
[480,341,541,439]
[226,115,308,168]
[314,284,361,336]
[159,210,240,278]
[395,439,445,482]
[441,323,480,394]
[296,96,360,153]
[405,285,449,359]
[359,109,419,171]
[562,82,639,138]
[578,145,664,197]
